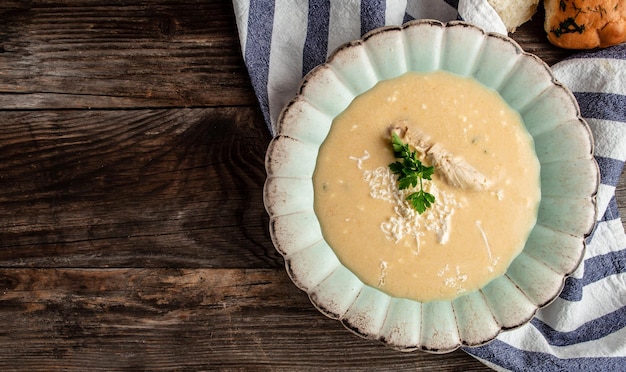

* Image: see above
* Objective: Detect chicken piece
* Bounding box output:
[388,122,492,192]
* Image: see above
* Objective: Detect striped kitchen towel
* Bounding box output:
[465,44,626,371]
[233,1,626,370]
[233,0,506,135]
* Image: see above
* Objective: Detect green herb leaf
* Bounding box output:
[388,132,436,214]
[552,17,585,37]
[398,174,418,190]
[389,161,405,175]
[421,164,434,180]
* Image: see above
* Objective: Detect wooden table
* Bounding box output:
[0,1,623,370]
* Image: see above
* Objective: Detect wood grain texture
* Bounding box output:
[0,268,490,371]
[0,107,278,268]
[0,0,256,108]
[0,0,622,370]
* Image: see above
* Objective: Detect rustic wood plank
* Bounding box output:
[0,107,279,268]
[0,267,490,371]
[0,0,256,109]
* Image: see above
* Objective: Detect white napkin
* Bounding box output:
[233,1,626,370]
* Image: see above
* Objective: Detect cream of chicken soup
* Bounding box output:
[313,71,541,302]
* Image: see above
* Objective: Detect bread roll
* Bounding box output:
[487,0,540,32]
[544,0,626,49]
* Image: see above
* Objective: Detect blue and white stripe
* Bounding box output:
[232,1,626,370]
[232,0,505,135]
[466,44,626,371]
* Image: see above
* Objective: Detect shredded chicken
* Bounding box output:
[388,121,492,191]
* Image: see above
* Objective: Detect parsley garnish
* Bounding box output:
[389,132,435,214]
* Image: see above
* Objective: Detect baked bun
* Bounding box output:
[544,0,626,49]
[488,0,540,32]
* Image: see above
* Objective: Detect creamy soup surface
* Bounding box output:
[313,71,541,302]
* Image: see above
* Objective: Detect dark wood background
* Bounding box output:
[0,1,623,370]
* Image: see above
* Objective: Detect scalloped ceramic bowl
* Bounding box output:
[263,20,598,353]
